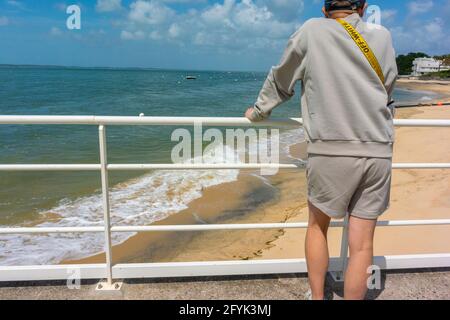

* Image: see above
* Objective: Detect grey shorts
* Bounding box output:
[306,154,392,220]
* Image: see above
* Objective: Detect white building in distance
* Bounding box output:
[412,57,450,76]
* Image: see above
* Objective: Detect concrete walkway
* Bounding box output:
[0,269,449,300]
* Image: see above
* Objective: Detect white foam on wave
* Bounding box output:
[0,144,241,266]
[0,127,306,266]
[420,96,433,101]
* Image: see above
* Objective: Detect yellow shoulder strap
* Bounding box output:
[336,18,385,86]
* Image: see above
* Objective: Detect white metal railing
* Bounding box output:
[0,115,450,288]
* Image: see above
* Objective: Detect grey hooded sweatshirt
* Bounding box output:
[253,13,398,158]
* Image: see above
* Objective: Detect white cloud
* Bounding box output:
[96,0,122,12]
[120,0,302,54]
[168,23,182,38]
[128,0,175,25]
[257,0,304,23]
[381,9,397,22]
[149,30,162,40]
[390,16,450,54]
[201,0,235,24]
[387,0,450,54]
[424,18,445,41]
[408,0,434,15]
[6,0,25,10]
[120,29,146,40]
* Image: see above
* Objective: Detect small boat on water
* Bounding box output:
[185,75,197,80]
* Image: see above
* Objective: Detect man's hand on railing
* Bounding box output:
[245,107,255,120]
[245,106,265,122]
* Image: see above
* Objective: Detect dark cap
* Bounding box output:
[324,0,366,12]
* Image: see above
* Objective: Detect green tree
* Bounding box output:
[433,54,450,70]
[396,52,429,75]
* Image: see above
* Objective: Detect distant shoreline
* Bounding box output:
[0,63,266,74]
[396,79,450,104]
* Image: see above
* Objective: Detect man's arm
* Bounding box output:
[385,32,398,116]
[246,30,305,122]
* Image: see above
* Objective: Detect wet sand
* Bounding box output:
[67,165,310,264]
[68,83,450,265]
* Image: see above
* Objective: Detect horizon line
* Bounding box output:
[0,63,267,74]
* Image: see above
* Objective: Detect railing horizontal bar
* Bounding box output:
[0,164,101,171]
[2,254,450,282]
[393,163,450,169]
[0,164,300,171]
[107,164,300,170]
[112,253,450,278]
[0,264,107,281]
[1,219,449,235]
[1,163,450,172]
[111,223,311,232]
[116,164,450,171]
[110,219,450,232]
[0,223,313,234]
[0,116,303,127]
[1,116,450,127]
[0,226,104,234]
[377,219,450,226]
[394,119,450,127]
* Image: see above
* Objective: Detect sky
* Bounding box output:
[0,0,449,71]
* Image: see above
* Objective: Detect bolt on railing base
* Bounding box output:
[96,280,123,291]
[329,271,345,282]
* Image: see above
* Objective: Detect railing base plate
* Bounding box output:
[96,280,123,291]
[329,271,344,282]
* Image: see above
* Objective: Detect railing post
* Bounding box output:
[330,215,350,282]
[96,125,122,291]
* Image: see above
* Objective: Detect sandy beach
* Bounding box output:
[68,80,450,266]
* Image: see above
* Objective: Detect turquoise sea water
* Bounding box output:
[0,66,435,265]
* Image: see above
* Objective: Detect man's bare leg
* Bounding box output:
[305,201,331,300]
[344,216,377,300]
